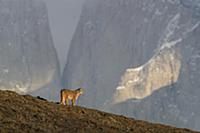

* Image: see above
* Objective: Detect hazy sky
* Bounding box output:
[44,0,84,72]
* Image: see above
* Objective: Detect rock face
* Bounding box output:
[0,0,60,100]
[112,46,181,103]
[63,0,200,130]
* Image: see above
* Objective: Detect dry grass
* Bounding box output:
[0,90,198,133]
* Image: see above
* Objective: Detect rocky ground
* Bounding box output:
[0,90,198,133]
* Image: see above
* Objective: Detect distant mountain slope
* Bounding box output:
[0,0,60,100]
[0,90,198,133]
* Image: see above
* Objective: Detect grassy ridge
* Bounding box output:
[0,90,198,133]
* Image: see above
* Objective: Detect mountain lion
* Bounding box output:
[60,88,84,106]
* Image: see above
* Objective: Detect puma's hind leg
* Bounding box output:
[60,91,65,105]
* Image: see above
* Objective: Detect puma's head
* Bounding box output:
[77,88,84,95]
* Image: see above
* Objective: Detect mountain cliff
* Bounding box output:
[63,0,200,131]
[0,0,60,100]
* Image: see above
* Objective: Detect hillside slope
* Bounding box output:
[0,90,198,133]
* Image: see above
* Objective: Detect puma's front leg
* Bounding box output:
[72,99,76,106]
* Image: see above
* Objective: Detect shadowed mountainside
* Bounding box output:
[0,0,60,101]
[63,0,200,130]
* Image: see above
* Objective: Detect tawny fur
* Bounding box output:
[60,88,84,106]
